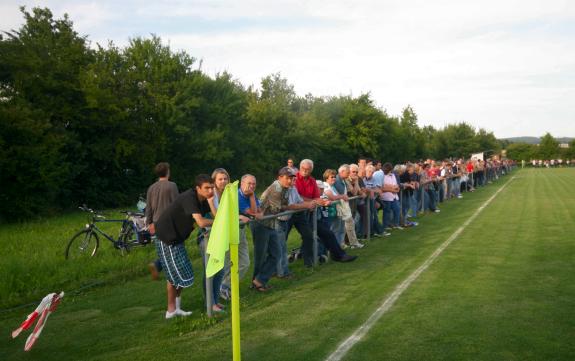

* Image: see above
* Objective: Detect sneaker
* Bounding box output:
[434,209,441,213]
[457,195,463,199]
[278,273,295,280]
[382,232,391,237]
[350,243,365,249]
[220,287,231,301]
[166,309,191,319]
[335,254,357,262]
[175,309,192,317]
[393,226,404,230]
[148,262,159,281]
[409,221,419,227]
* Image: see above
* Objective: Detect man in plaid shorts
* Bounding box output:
[155,174,216,319]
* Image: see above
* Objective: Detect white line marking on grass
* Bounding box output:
[325,176,516,361]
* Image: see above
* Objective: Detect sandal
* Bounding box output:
[251,279,271,292]
[212,304,226,313]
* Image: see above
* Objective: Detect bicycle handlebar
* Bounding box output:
[78,205,106,219]
[121,210,144,217]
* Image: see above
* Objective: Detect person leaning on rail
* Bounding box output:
[219,174,258,300]
[293,159,358,264]
[346,163,368,239]
[250,168,293,292]
[154,174,216,319]
[325,165,364,249]
[381,162,402,232]
[363,164,388,237]
[194,168,229,314]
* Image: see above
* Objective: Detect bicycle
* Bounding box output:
[64,205,151,260]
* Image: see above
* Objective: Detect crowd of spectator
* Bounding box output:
[526,159,573,168]
[144,157,515,318]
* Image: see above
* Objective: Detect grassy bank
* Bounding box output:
[2,169,573,360]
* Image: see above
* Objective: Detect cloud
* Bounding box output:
[2,0,575,137]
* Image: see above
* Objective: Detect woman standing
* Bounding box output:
[198,168,230,313]
[323,169,364,249]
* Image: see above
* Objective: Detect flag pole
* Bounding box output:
[206,181,241,360]
[230,241,241,361]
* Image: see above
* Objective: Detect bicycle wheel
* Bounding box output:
[65,229,99,260]
[117,224,136,256]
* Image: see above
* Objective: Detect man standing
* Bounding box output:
[330,164,364,248]
[155,174,216,318]
[294,159,358,263]
[251,167,296,291]
[145,162,179,280]
[363,165,387,236]
[382,163,402,230]
[287,158,299,173]
[220,174,259,299]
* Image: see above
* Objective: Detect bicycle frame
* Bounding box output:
[87,218,133,245]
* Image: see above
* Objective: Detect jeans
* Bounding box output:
[409,193,418,217]
[288,211,316,267]
[401,192,413,222]
[306,211,346,262]
[330,215,346,247]
[316,216,347,260]
[251,222,281,285]
[369,198,383,234]
[383,199,400,228]
[438,181,445,203]
[356,202,367,237]
[426,188,437,211]
[198,231,224,306]
[452,178,461,197]
[276,220,290,276]
[151,236,164,272]
[221,226,251,291]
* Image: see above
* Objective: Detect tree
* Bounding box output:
[538,133,560,159]
[564,140,575,160]
[505,143,537,161]
[0,7,93,219]
[431,123,478,159]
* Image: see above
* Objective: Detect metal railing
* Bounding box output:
[203,165,518,316]
[202,194,366,317]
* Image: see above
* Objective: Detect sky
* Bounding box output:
[1,0,574,138]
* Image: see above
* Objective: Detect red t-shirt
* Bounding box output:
[295,172,320,199]
[466,162,474,173]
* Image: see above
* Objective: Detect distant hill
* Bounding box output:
[502,136,574,144]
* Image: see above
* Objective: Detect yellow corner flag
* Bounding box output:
[206,180,239,278]
[206,180,242,361]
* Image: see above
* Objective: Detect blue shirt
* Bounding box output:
[372,170,384,187]
[334,175,347,195]
[238,188,259,214]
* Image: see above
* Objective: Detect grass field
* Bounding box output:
[1,168,574,360]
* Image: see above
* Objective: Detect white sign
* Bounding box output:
[471,152,484,161]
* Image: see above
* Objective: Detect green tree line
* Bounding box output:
[1,7,509,221]
[504,133,575,162]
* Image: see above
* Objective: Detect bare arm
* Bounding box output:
[324,189,347,202]
[207,197,217,218]
[286,200,316,210]
[248,194,258,214]
[192,213,213,228]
